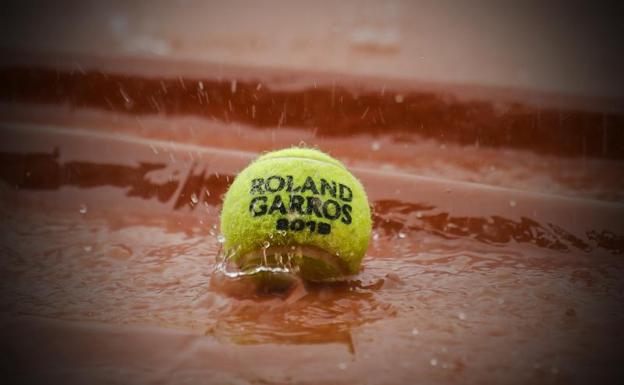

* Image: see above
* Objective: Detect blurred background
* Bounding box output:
[2,0,623,98]
[1,1,623,384]
[1,0,623,200]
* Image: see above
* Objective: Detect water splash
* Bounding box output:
[213,246,301,280]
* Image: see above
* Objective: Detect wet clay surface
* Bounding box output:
[1,3,624,383]
[1,123,623,384]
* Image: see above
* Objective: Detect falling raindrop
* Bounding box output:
[190,193,199,205]
[509,200,517,207]
[84,245,93,252]
[398,232,406,239]
[458,312,467,320]
[411,328,419,336]
[119,87,134,109]
[79,204,88,214]
[430,358,438,367]
[394,94,404,103]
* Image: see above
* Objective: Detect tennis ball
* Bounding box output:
[220,147,372,283]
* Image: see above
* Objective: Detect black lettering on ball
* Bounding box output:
[339,183,353,202]
[306,196,323,218]
[322,199,341,220]
[249,196,268,216]
[341,204,352,224]
[250,178,264,194]
[318,222,331,234]
[289,194,305,214]
[276,218,289,230]
[268,195,287,215]
[285,175,294,192]
[320,179,337,198]
[300,176,319,195]
[290,219,305,231]
[265,175,285,193]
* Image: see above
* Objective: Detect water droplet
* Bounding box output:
[416,211,423,218]
[231,79,237,94]
[262,241,270,249]
[394,94,404,103]
[458,312,467,320]
[119,87,134,109]
[217,235,226,244]
[190,193,199,205]
[398,232,406,239]
[411,328,419,336]
[79,204,88,214]
[509,200,517,207]
[372,231,380,241]
[338,362,347,370]
[371,141,381,151]
[84,245,92,252]
[430,358,438,366]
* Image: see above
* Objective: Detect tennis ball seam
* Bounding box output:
[254,155,346,170]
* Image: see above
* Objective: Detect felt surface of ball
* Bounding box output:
[220,147,372,282]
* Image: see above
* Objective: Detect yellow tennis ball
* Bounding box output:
[220,147,372,283]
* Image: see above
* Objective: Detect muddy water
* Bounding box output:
[1,122,623,385]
